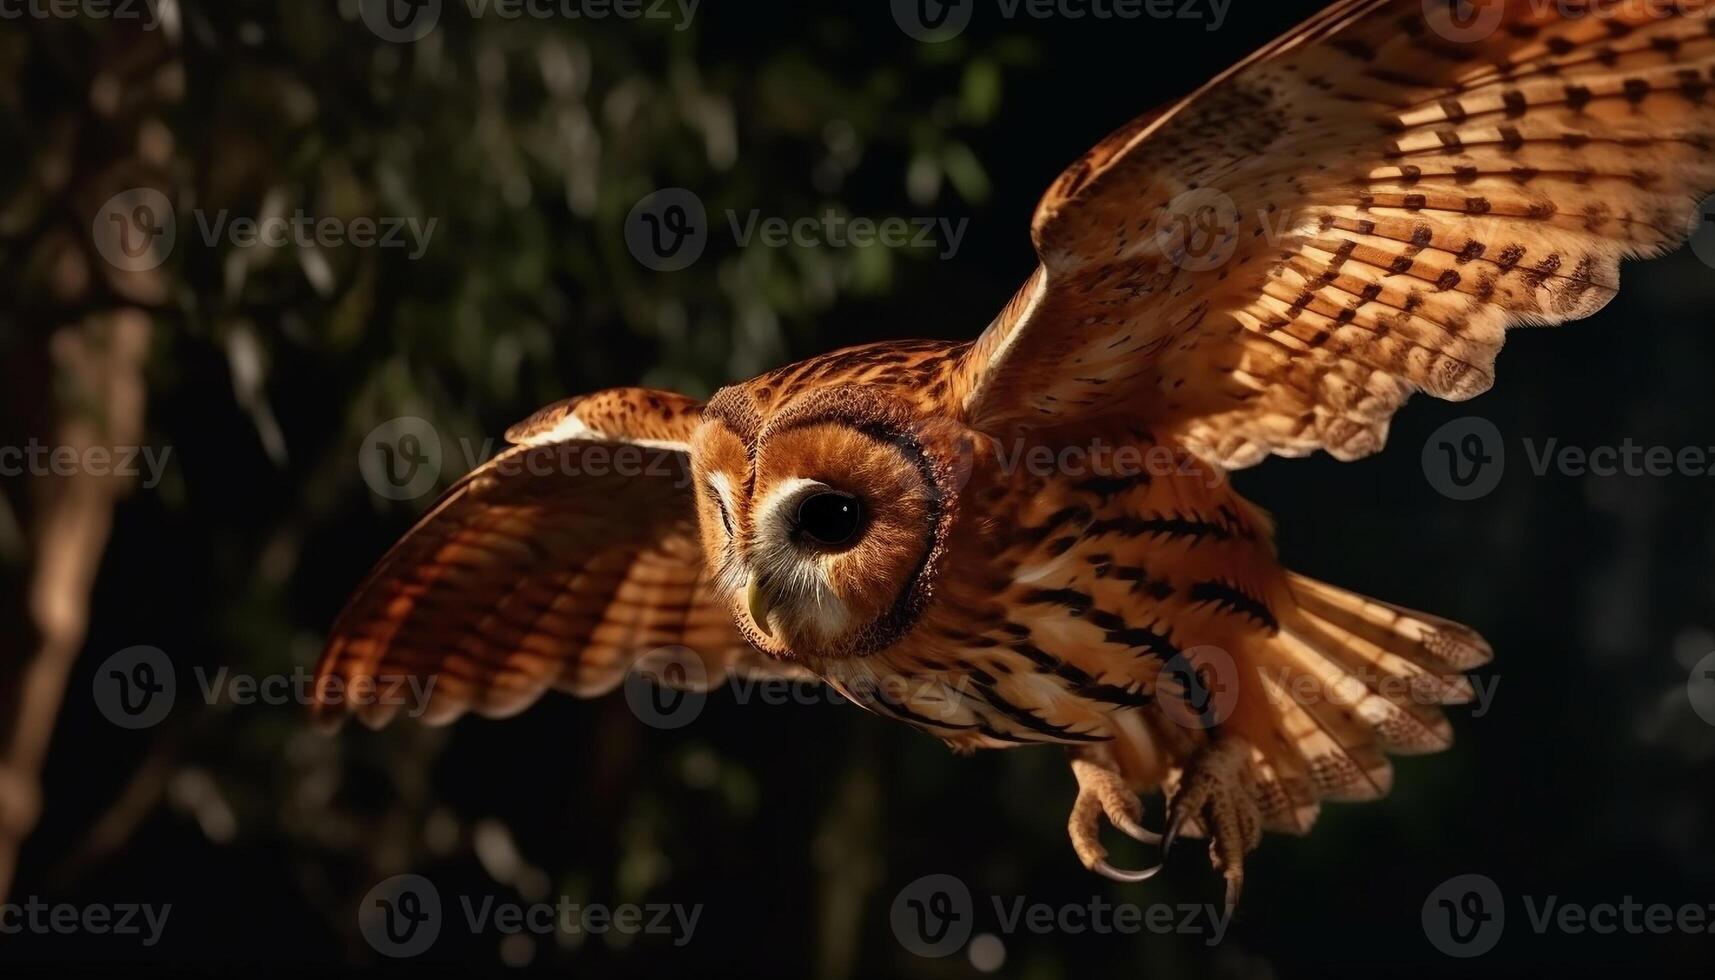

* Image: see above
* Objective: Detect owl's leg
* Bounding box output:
[1163,734,1262,914]
[1066,744,1163,883]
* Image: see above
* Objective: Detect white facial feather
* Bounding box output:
[745,477,852,643]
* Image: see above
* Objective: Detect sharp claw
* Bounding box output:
[1223,871,1244,918]
[1107,808,1163,846]
[1095,858,1164,883]
[1067,748,1165,876]
[1163,805,1188,856]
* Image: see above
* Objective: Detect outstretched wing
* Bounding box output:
[956,0,1715,466]
[313,388,807,729]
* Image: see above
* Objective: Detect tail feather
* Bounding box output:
[1288,574,1492,673]
[1242,573,1492,831]
[1260,659,1393,802]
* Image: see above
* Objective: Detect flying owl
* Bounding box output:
[315,0,1715,909]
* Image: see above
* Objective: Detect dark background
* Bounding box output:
[3,0,1714,976]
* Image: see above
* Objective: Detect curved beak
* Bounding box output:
[745,571,775,638]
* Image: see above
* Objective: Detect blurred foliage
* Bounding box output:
[3,1,1714,977]
[2,2,1052,976]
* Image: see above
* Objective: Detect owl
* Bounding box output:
[316,0,1715,910]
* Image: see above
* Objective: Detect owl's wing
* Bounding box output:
[313,388,809,730]
[955,0,1715,466]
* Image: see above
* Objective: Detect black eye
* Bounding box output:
[795,491,863,548]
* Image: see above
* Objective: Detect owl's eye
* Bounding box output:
[705,487,734,537]
[794,491,863,548]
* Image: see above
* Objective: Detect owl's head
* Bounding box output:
[691,385,973,662]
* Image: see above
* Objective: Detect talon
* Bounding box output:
[1066,746,1163,881]
[1164,735,1262,910]
[1107,807,1160,846]
[1095,857,1163,883]
[1223,868,1244,918]
[1163,805,1189,856]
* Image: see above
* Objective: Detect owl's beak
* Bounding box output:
[745,571,776,638]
